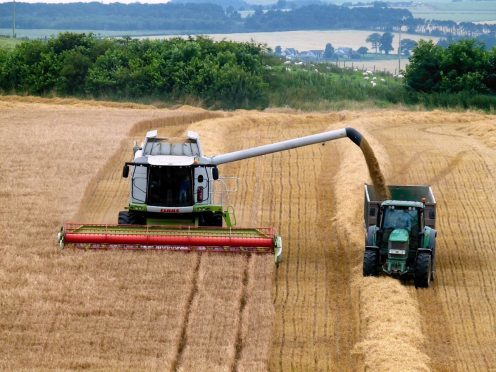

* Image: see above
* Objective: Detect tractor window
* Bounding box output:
[147,166,193,207]
[383,208,417,232]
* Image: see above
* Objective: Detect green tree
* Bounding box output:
[379,32,394,55]
[57,47,92,94]
[484,47,496,93]
[357,46,368,56]
[440,39,488,93]
[399,38,417,56]
[366,33,381,53]
[323,43,335,59]
[404,40,442,92]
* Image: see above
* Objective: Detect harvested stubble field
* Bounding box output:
[1,97,495,371]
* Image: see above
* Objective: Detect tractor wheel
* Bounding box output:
[429,230,437,281]
[414,253,432,288]
[363,250,379,276]
[118,211,130,225]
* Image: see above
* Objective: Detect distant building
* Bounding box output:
[283,48,298,58]
[299,50,323,60]
[309,50,324,59]
[335,47,353,58]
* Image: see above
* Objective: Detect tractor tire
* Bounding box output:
[414,253,432,288]
[429,230,437,281]
[363,249,379,276]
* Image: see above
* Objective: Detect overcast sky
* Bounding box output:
[0,0,175,4]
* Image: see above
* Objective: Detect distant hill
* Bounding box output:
[171,0,251,10]
[0,1,494,39]
[0,2,239,32]
[0,2,410,32]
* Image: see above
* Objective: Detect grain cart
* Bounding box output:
[363,184,437,287]
[58,127,367,265]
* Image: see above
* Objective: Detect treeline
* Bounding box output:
[405,39,496,94]
[0,2,409,33]
[245,3,411,31]
[0,2,239,32]
[0,33,268,108]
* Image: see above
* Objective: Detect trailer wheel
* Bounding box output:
[363,249,379,276]
[414,253,432,288]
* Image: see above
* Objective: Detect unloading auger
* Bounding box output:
[57,127,365,264]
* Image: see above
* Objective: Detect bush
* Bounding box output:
[405,39,495,95]
[0,33,269,109]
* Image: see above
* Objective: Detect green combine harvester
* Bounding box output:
[363,184,437,287]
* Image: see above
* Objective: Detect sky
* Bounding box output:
[0,0,176,3]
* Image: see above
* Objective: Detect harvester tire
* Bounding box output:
[118,211,130,225]
[414,253,432,288]
[118,211,144,225]
[199,212,223,227]
[363,249,379,276]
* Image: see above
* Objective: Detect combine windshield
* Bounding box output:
[147,166,193,207]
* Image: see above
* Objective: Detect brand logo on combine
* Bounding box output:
[160,208,180,213]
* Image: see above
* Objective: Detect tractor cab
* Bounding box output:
[377,200,425,275]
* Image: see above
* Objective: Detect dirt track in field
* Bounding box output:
[1,97,495,371]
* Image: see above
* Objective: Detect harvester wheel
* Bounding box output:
[363,249,379,276]
[118,211,144,225]
[414,253,432,288]
[118,211,131,225]
[199,212,223,227]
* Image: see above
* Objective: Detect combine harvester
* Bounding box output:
[58,128,366,264]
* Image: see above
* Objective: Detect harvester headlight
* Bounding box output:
[389,249,406,255]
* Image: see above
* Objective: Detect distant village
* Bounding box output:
[276,47,358,61]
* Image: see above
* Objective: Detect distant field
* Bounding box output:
[396,0,496,22]
[146,30,439,53]
[327,0,496,22]
[333,58,410,74]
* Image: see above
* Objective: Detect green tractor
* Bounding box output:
[363,185,437,288]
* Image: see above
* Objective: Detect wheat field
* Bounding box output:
[1,97,495,370]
